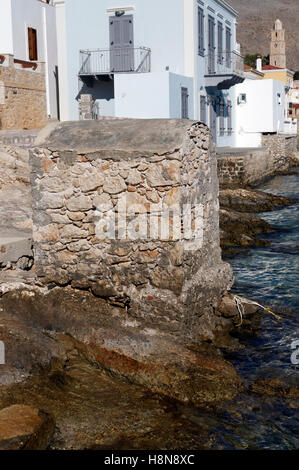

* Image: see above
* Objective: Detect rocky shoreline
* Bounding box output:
[219,187,296,253]
[0,286,262,450]
[0,137,297,450]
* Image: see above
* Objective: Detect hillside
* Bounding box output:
[228,0,299,71]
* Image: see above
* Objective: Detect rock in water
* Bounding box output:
[219,188,295,213]
[0,405,55,450]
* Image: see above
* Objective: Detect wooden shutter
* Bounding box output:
[198,7,204,56]
[109,15,134,72]
[219,100,225,136]
[200,96,206,124]
[28,28,38,61]
[226,27,231,68]
[218,22,223,64]
[227,100,232,136]
[181,87,189,119]
[208,16,215,73]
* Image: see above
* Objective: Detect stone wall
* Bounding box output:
[0,64,47,130]
[217,134,297,188]
[30,120,232,344]
[0,130,39,148]
[262,133,297,162]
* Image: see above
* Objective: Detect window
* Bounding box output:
[208,16,216,74]
[225,27,231,68]
[200,95,206,124]
[227,100,232,136]
[217,22,223,64]
[219,100,225,136]
[238,93,247,105]
[28,28,38,61]
[181,87,189,119]
[198,7,204,56]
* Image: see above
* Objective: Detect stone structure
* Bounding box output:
[78,94,96,121]
[270,19,286,69]
[217,134,297,188]
[0,130,39,148]
[30,120,232,338]
[0,57,47,130]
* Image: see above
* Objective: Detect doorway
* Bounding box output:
[109,15,134,72]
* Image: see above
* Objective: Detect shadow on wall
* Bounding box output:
[76,78,115,117]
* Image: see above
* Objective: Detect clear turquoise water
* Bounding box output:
[227,172,299,310]
[209,172,299,450]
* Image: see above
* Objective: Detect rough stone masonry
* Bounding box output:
[0,59,47,130]
[25,119,237,404]
[31,119,232,337]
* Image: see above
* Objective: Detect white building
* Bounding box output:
[0,0,59,119]
[233,57,297,147]
[54,0,244,147]
[234,78,288,148]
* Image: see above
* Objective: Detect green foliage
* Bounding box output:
[244,54,269,69]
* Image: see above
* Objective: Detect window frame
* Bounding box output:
[28,27,38,61]
[198,7,205,57]
[217,21,223,65]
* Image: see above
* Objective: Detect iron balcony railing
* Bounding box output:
[79,47,151,76]
[205,50,244,76]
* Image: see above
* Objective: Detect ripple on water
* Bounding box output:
[220,172,298,449]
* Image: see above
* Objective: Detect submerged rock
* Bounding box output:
[0,286,243,407]
[0,404,55,450]
[0,357,213,450]
[250,379,299,399]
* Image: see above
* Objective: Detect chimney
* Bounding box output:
[256,56,262,72]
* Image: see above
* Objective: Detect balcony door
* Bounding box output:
[109,15,134,72]
[209,98,217,142]
[208,16,215,74]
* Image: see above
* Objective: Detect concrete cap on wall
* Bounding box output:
[34,119,201,159]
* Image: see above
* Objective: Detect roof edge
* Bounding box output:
[214,0,238,18]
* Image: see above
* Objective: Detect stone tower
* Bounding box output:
[270,19,286,69]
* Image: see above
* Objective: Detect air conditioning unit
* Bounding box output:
[237,93,247,105]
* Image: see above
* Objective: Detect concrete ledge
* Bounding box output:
[34,119,199,156]
[216,147,264,156]
[0,232,33,266]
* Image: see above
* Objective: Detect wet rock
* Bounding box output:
[217,294,260,319]
[220,208,273,250]
[0,356,213,450]
[0,405,55,450]
[0,287,243,407]
[0,312,66,387]
[219,188,295,213]
[250,379,299,399]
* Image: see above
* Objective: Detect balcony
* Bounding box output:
[205,50,245,89]
[79,47,151,85]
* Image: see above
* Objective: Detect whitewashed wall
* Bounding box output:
[234,79,285,147]
[115,72,194,119]
[0,0,58,118]
[0,0,14,54]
